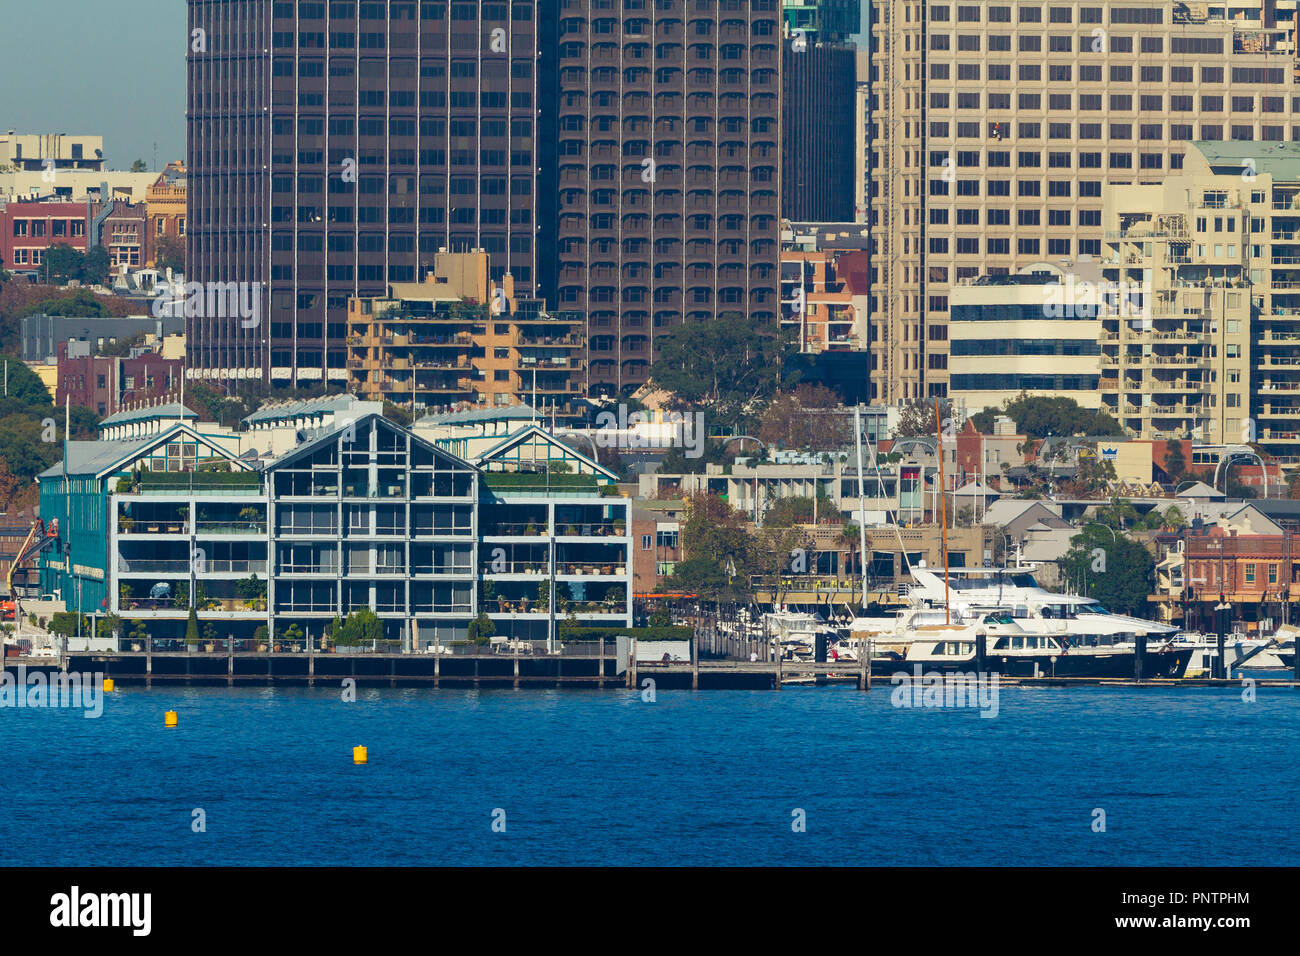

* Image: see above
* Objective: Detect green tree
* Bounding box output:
[1094,496,1139,530]
[649,314,798,427]
[0,358,53,407]
[763,495,834,528]
[468,612,496,645]
[13,288,112,319]
[81,246,111,285]
[970,393,1123,439]
[757,390,853,450]
[68,405,100,438]
[670,492,754,601]
[338,608,382,646]
[1159,506,1186,531]
[892,398,951,440]
[130,159,147,172]
[42,244,84,283]
[237,573,266,605]
[153,234,186,273]
[668,555,742,602]
[278,623,304,646]
[128,619,149,646]
[1058,525,1155,617]
[1062,456,1117,498]
[0,412,60,486]
[185,606,200,645]
[48,611,89,637]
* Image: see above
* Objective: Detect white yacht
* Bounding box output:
[764,611,837,660]
[844,563,1192,677]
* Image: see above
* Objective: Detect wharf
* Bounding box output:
[2,654,1296,691]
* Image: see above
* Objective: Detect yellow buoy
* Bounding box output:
[102,678,114,693]
[353,745,368,765]
[164,710,178,728]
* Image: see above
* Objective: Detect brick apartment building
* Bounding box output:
[55,341,183,417]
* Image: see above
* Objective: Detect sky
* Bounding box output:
[1,0,185,171]
[0,0,868,173]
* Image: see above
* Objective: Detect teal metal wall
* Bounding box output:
[38,471,111,615]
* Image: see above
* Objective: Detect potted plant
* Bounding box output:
[468,612,495,646]
[254,624,269,652]
[612,519,626,536]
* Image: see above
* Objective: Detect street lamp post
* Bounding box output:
[1214,598,1230,680]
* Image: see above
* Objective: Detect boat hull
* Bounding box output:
[873,649,1194,679]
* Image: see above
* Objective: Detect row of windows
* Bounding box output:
[273,2,530,21]
[928,33,1237,55]
[929,5,1157,24]
[929,92,1279,112]
[951,374,1101,390]
[951,304,1099,323]
[931,235,1099,257]
[951,338,1101,356]
[9,219,85,238]
[928,173,1125,194]
[928,63,1293,90]
[926,122,1287,141]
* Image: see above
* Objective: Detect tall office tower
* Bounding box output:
[869,0,1300,403]
[186,0,556,388]
[854,45,871,222]
[554,0,783,397]
[781,1,861,221]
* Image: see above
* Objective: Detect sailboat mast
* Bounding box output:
[934,398,950,625]
[854,405,869,606]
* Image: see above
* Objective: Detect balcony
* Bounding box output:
[118,517,186,535]
[123,472,263,496]
[195,520,267,535]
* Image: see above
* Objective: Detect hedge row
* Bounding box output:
[559,625,692,641]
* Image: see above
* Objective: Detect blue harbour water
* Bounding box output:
[2,683,1297,866]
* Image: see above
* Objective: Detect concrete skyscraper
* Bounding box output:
[186,0,557,387]
[869,0,1300,402]
[553,0,783,396]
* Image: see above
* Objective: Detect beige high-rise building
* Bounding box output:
[1099,168,1253,446]
[1188,139,1300,463]
[869,0,1300,403]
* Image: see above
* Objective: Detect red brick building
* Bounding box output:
[0,200,91,276]
[631,502,686,597]
[1182,524,1300,631]
[55,341,182,417]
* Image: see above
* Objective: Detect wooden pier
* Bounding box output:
[2,652,1297,691]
